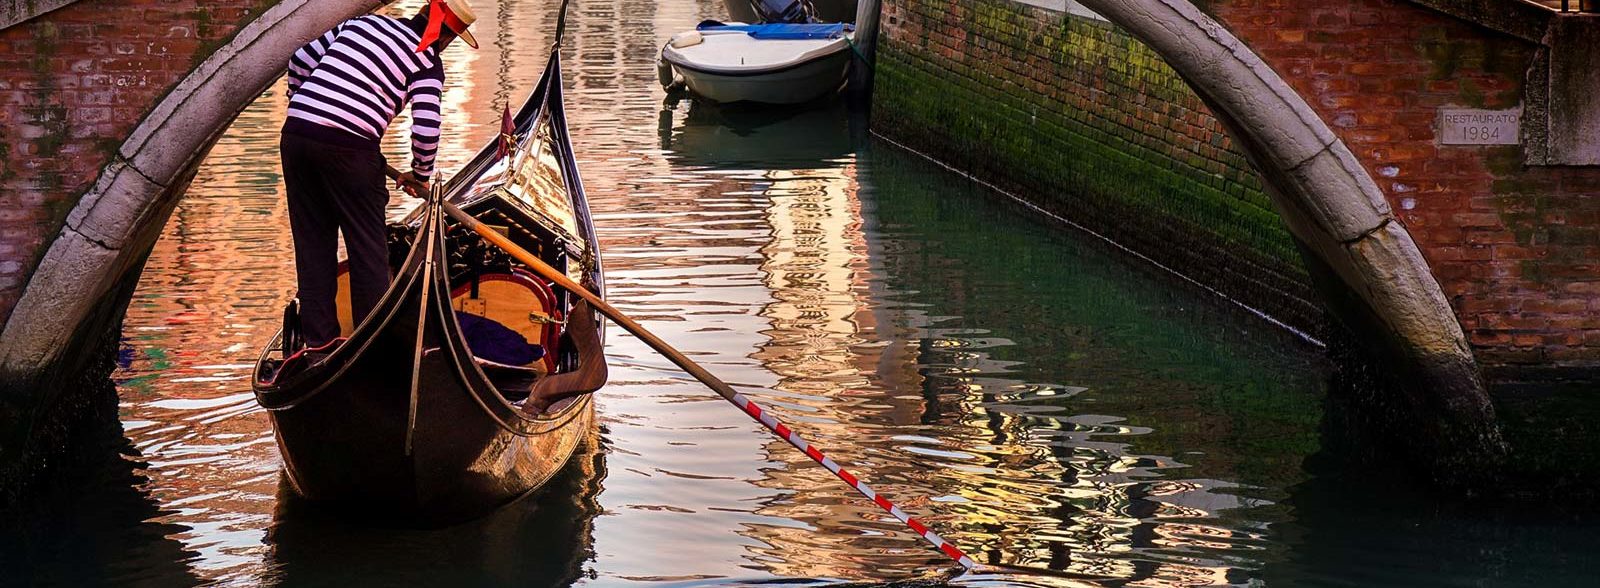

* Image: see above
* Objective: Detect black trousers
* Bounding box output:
[280,131,392,347]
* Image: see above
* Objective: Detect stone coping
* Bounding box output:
[0,0,80,31]
[1403,0,1556,42]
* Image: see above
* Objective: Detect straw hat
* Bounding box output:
[442,0,478,49]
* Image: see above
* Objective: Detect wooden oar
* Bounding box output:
[386,164,427,196]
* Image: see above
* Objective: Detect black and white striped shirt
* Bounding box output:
[285,14,444,181]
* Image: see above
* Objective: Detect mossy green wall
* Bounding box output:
[872,0,1323,334]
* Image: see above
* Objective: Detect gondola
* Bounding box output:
[251,47,604,523]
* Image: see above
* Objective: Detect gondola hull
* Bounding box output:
[256,203,595,522]
[268,367,595,517]
[265,426,607,585]
[267,373,594,522]
[253,50,603,523]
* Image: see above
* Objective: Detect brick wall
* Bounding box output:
[0,0,273,329]
[874,0,1600,379]
[873,0,1325,337]
[1206,0,1600,380]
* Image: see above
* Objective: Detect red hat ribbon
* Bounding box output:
[416,0,468,53]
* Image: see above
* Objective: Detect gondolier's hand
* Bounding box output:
[394,170,429,198]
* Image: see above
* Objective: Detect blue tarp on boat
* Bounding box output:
[696,22,854,40]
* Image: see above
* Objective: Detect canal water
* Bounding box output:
[21,0,1600,586]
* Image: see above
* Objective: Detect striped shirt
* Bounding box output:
[285,14,444,181]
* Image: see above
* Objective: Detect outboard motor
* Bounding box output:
[748,0,814,23]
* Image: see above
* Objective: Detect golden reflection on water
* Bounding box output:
[110,0,1324,585]
[727,163,1265,583]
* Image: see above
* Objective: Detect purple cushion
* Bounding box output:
[456,311,545,366]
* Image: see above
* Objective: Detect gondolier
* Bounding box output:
[281,0,478,347]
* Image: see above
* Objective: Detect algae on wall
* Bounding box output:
[871,0,1321,335]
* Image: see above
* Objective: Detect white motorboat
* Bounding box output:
[660,23,854,105]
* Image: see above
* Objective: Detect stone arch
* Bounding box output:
[0,1,387,494]
[1067,0,1504,472]
[0,0,384,379]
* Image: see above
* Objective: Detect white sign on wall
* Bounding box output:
[1012,0,1107,21]
[1438,108,1521,146]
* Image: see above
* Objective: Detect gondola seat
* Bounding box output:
[450,271,563,370]
[330,267,563,392]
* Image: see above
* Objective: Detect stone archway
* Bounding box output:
[0,0,383,377]
[0,0,384,495]
[1069,0,1505,473]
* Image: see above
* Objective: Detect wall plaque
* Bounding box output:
[1438,109,1520,146]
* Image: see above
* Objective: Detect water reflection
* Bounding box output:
[1,435,201,587]
[665,145,1322,584]
[660,101,854,169]
[84,0,1600,586]
[848,149,1327,582]
[262,434,605,587]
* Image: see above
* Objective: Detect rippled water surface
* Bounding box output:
[28,1,1600,586]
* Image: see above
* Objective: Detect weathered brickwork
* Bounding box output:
[0,0,272,329]
[877,0,1600,379]
[1206,0,1600,379]
[873,0,1325,337]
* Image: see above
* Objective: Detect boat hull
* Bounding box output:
[268,384,593,522]
[268,389,592,522]
[256,210,595,522]
[669,47,850,105]
[265,425,607,584]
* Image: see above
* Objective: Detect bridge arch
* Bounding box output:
[0,0,382,378]
[0,0,385,494]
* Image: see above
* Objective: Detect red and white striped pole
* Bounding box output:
[729,390,976,569]
[441,202,978,571]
